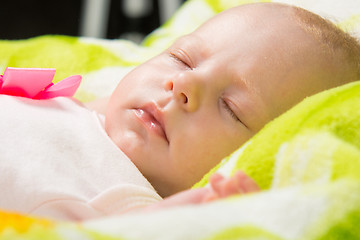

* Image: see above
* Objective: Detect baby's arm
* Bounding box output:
[144,171,260,212]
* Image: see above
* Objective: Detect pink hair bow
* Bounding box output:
[0,67,81,99]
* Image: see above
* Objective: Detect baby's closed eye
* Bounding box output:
[221,98,241,122]
[169,51,193,70]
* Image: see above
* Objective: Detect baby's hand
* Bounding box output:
[140,171,259,213]
[203,171,260,202]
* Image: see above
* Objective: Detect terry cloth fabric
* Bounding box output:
[0,95,161,221]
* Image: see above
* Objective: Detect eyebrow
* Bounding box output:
[170,36,192,51]
[231,75,270,133]
[170,35,208,59]
[244,92,272,132]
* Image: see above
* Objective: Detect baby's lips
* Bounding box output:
[34,75,82,99]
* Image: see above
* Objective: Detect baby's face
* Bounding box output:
[106,3,335,197]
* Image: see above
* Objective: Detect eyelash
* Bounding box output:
[169,52,192,70]
[221,99,241,122]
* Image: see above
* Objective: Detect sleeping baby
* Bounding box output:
[1,2,359,221]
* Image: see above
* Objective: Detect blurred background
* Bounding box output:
[0,0,185,43]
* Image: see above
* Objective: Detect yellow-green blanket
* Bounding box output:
[1,0,360,239]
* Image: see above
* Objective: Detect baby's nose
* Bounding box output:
[167,72,202,112]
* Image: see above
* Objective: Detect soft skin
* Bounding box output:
[104,3,345,197]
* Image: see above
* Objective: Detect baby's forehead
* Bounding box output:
[189,9,309,52]
[191,3,302,40]
[207,3,310,36]
[219,3,293,17]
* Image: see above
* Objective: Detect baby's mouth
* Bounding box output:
[133,107,169,143]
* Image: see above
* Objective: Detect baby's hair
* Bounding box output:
[291,6,360,81]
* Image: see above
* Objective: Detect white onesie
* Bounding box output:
[0,95,162,221]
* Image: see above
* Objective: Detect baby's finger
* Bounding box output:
[212,173,243,198]
[234,171,260,193]
[202,190,219,202]
[222,175,244,197]
[209,173,225,194]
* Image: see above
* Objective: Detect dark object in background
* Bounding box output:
[0,0,82,39]
[0,0,182,40]
[107,0,160,40]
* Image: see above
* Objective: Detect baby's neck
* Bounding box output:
[85,97,110,115]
